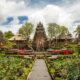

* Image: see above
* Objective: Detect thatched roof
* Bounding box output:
[59,35,72,40]
[57,34,72,40]
[8,34,26,41]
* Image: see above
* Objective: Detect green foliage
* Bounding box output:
[48,23,69,47]
[50,68,55,75]
[18,22,33,39]
[46,55,80,80]
[5,37,16,46]
[60,26,69,36]
[69,44,78,53]
[4,31,14,39]
[3,31,15,48]
[0,55,34,80]
[55,77,62,80]
[48,23,69,39]
[53,46,66,49]
[48,23,60,39]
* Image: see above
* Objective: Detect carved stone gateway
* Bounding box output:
[32,22,48,51]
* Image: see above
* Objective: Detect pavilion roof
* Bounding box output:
[8,34,26,41]
[53,34,72,40]
[58,35,72,39]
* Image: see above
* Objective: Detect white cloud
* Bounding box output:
[28,5,74,33]
[10,17,19,25]
[0,24,22,34]
[0,0,26,23]
[0,0,80,37]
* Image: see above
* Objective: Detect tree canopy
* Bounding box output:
[48,23,60,40]
[4,31,14,39]
[59,26,69,36]
[3,31,15,47]
[18,22,33,39]
[48,23,69,39]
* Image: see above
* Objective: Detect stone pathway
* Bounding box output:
[27,59,52,80]
[49,55,58,59]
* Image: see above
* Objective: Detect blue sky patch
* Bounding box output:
[0,16,28,25]
[18,16,28,24]
[27,0,75,8]
[73,20,80,24]
[1,17,13,25]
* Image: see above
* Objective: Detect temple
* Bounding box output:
[32,22,48,51]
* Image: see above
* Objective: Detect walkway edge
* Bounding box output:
[27,72,31,80]
[27,58,36,80]
[45,59,53,80]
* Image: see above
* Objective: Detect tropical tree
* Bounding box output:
[18,22,34,50]
[48,23,60,40]
[48,23,69,47]
[48,23,60,47]
[4,31,14,39]
[3,31,15,48]
[18,22,33,39]
[60,26,69,36]
[74,25,80,38]
[58,26,69,46]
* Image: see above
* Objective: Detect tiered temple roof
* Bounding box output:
[32,22,48,51]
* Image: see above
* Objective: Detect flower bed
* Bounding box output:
[0,55,35,80]
[45,55,80,80]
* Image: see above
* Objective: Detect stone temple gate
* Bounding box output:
[32,22,48,51]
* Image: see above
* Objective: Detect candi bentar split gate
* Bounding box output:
[32,22,49,51]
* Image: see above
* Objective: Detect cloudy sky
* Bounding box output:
[0,0,80,37]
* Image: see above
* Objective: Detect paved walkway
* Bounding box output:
[27,59,52,80]
[49,55,58,59]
